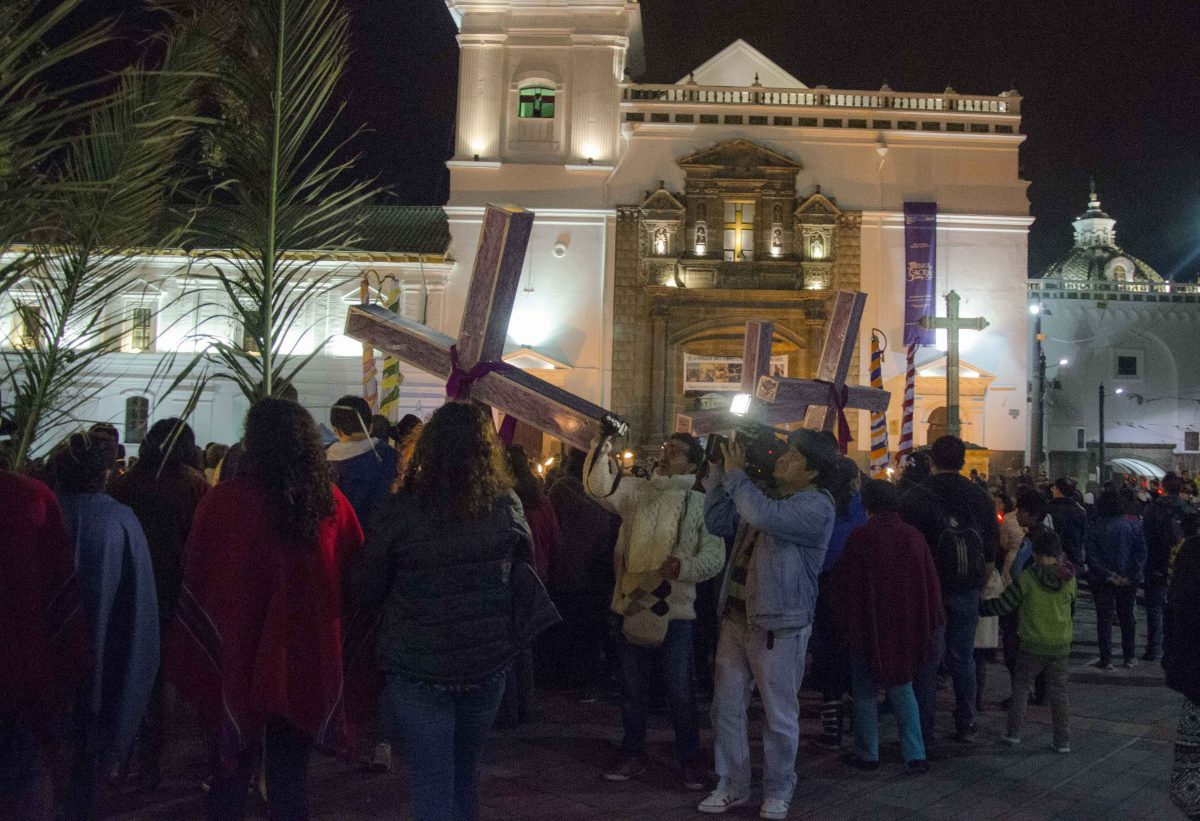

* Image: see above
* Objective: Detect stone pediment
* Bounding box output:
[678,139,802,174]
[639,186,685,214]
[677,39,807,89]
[794,190,842,220]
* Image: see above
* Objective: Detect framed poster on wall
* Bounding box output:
[683,353,788,393]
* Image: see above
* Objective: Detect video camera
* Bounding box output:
[704,422,787,483]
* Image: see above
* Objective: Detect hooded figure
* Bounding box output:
[51,432,159,818]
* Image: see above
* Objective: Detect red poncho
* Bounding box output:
[831,511,945,687]
[0,471,89,721]
[166,476,364,770]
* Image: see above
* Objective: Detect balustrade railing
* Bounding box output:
[622,83,1019,115]
[1030,278,1200,297]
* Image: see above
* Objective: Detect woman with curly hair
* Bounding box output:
[166,398,364,820]
[349,401,534,821]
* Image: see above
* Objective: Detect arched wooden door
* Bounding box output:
[927,406,948,444]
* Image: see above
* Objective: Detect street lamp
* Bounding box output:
[1030,302,1050,477]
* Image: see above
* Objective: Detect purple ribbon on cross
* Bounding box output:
[815,379,853,455]
[446,344,519,444]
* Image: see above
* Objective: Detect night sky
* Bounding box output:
[53,0,1200,280]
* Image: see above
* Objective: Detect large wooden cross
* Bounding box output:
[676,291,890,447]
[344,204,626,451]
[919,289,987,440]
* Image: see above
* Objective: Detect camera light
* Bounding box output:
[730,393,752,416]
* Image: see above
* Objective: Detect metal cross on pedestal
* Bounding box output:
[919,290,988,440]
[344,204,626,451]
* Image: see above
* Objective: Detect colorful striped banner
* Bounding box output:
[379,277,401,421]
[360,275,378,412]
[869,331,889,478]
[897,341,917,463]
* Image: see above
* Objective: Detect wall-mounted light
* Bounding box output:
[1059,358,1069,366]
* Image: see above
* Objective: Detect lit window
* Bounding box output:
[125,396,150,444]
[242,310,261,354]
[129,307,153,352]
[518,86,555,119]
[15,304,42,348]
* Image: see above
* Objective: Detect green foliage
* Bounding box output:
[188,0,378,400]
[3,14,212,472]
[0,0,112,297]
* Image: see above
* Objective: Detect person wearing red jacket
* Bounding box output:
[833,479,945,774]
[0,470,89,821]
[166,398,365,820]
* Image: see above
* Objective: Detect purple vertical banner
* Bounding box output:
[903,201,937,346]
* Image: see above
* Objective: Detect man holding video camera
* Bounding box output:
[698,429,839,820]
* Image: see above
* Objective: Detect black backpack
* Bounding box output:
[932,508,988,592]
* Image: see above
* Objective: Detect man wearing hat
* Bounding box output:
[698,429,839,820]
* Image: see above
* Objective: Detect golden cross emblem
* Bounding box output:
[724,203,752,260]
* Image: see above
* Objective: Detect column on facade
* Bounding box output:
[649,304,668,441]
[569,36,624,165]
[455,34,506,160]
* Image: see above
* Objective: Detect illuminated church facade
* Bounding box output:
[4,0,1035,469]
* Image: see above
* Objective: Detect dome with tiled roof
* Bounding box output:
[1041,182,1163,283]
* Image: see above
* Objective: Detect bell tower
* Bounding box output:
[445,0,642,170]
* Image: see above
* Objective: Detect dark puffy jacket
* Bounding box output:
[1164,536,1200,704]
[1084,514,1146,582]
[1143,495,1193,577]
[899,471,1000,590]
[347,490,534,684]
[1048,496,1089,566]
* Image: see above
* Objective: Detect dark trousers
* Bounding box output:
[206,720,312,821]
[617,618,699,765]
[1144,574,1168,658]
[914,588,980,738]
[1092,576,1138,664]
[498,648,535,725]
[693,577,721,697]
[382,671,506,821]
[810,578,848,702]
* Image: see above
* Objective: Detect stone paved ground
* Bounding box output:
[111,586,1185,820]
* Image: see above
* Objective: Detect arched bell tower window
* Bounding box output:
[518,86,555,119]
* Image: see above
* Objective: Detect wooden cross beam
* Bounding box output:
[756,291,891,434]
[919,289,987,439]
[345,204,626,452]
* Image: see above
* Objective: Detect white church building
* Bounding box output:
[1031,186,1200,482]
[4,0,1035,471]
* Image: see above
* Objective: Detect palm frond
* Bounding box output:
[194,0,379,400]
[2,16,212,471]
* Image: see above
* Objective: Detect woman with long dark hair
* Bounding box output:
[349,402,534,821]
[110,418,209,787]
[166,398,364,820]
[1165,512,1200,819]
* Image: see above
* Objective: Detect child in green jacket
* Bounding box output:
[982,530,1077,753]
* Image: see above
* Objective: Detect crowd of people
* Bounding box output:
[3,398,1200,821]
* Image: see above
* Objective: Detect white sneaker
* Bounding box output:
[1052,744,1071,754]
[760,797,790,819]
[698,789,749,814]
[999,735,1022,746]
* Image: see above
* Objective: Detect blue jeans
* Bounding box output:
[382,671,506,821]
[617,618,699,765]
[914,588,979,737]
[848,655,925,763]
[1144,575,1167,658]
